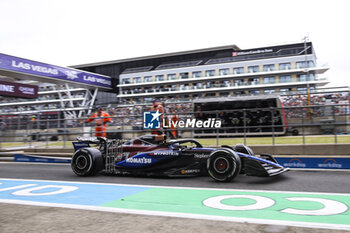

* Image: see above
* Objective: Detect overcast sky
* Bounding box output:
[0,0,349,86]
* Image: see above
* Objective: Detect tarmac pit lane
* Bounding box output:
[0,203,347,233]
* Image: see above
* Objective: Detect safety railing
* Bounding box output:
[0,104,349,149]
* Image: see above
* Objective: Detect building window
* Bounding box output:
[248,66,259,73]
[263,76,275,84]
[264,89,276,94]
[249,90,260,95]
[280,88,291,93]
[122,78,130,84]
[206,93,216,97]
[219,68,229,76]
[206,82,214,88]
[296,62,304,69]
[134,88,142,94]
[279,75,291,83]
[296,61,303,69]
[167,73,176,80]
[196,82,203,89]
[234,67,244,74]
[234,79,243,86]
[309,73,315,81]
[156,75,165,81]
[170,85,177,91]
[224,80,231,87]
[263,64,275,72]
[192,94,199,98]
[144,76,153,82]
[144,87,153,93]
[179,72,189,79]
[298,74,307,82]
[205,70,216,77]
[133,77,141,83]
[249,78,260,85]
[296,61,315,69]
[297,87,307,91]
[192,71,202,78]
[180,84,190,90]
[279,63,291,70]
[298,73,315,82]
[220,92,230,97]
[217,81,225,87]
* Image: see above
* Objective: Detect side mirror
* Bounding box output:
[172,143,180,150]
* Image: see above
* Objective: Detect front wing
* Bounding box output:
[237,152,289,177]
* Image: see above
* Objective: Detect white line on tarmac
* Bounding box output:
[1,177,350,197]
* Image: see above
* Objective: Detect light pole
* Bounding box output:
[303,36,311,117]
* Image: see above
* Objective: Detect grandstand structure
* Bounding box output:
[0,41,336,133]
[0,42,330,115]
[1,41,349,141]
[74,41,329,105]
[0,81,96,118]
[0,53,112,120]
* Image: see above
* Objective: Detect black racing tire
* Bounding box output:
[71,148,104,176]
[292,129,299,136]
[207,149,241,182]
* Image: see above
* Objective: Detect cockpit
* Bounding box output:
[123,134,167,146]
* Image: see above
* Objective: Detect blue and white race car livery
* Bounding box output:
[71,134,289,182]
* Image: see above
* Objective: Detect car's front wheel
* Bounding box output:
[207,149,241,182]
[71,148,104,176]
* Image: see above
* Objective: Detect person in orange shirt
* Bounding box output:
[86,106,111,137]
[169,108,179,138]
[150,100,164,135]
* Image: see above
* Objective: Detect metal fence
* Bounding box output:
[0,104,349,149]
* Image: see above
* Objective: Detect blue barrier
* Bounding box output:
[275,157,350,170]
[14,154,71,164]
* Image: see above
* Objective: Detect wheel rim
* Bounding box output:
[76,155,88,170]
[213,157,229,174]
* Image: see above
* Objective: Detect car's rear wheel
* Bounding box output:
[207,149,241,182]
[71,148,104,176]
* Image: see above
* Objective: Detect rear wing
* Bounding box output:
[72,137,106,151]
[72,141,90,151]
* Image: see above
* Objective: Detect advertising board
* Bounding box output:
[0,80,38,98]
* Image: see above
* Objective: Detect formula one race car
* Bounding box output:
[71,134,289,182]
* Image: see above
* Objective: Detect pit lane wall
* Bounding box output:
[13,154,71,163]
[252,144,350,156]
[274,157,350,170]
